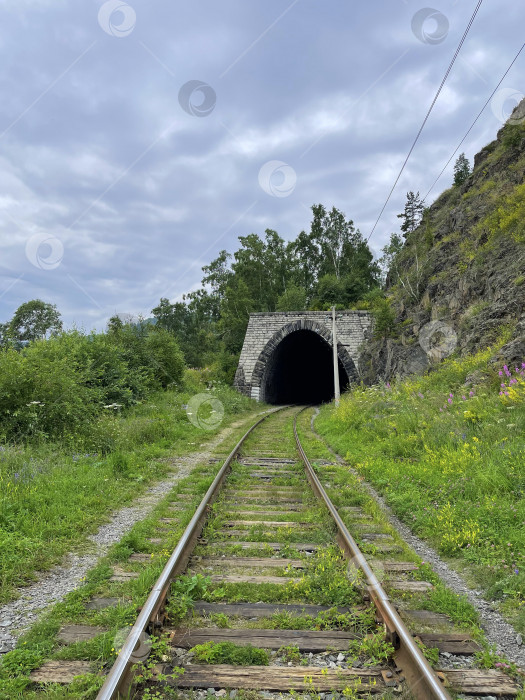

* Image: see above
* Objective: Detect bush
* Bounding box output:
[0,325,186,441]
[0,341,98,440]
[370,295,397,339]
[144,328,185,388]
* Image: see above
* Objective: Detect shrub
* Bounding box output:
[144,328,185,388]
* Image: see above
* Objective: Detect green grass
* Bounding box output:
[0,373,257,604]
[315,345,525,631]
[0,426,261,699]
[189,640,269,665]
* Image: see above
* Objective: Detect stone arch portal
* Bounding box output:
[251,319,358,405]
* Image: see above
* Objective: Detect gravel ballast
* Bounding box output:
[0,413,260,654]
[312,410,525,669]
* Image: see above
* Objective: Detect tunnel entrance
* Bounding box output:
[261,329,349,405]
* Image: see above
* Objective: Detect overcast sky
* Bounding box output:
[0,0,523,330]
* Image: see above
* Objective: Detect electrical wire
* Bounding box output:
[367,0,484,242]
[424,42,525,200]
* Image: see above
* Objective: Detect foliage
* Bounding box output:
[315,347,525,623]
[190,640,269,665]
[453,152,471,186]
[477,181,525,244]
[278,643,301,663]
[166,574,211,624]
[276,285,307,311]
[397,191,425,238]
[0,322,186,441]
[291,546,361,605]
[378,232,403,286]
[348,633,394,666]
[148,203,379,363]
[8,299,62,342]
[369,293,397,340]
[0,376,254,604]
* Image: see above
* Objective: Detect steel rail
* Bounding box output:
[97,407,284,700]
[293,409,452,700]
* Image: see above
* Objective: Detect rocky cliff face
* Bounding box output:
[360,100,525,384]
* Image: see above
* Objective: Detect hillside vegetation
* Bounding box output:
[361,100,525,383]
[316,339,525,632]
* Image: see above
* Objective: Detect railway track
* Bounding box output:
[29,407,520,699]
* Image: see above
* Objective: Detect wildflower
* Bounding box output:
[461,395,466,401]
[448,398,452,405]
[449,393,453,398]
[469,391,474,397]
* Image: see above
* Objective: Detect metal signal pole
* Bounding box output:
[332,306,340,407]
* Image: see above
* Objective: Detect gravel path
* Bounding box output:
[311,409,525,669]
[0,412,260,654]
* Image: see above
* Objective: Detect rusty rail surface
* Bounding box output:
[97,407,284,700]
[293,409,452,700]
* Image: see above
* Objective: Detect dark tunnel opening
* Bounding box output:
[261,329,349,405]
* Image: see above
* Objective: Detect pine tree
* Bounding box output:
[397,191,425,239]
[453,153,471,186]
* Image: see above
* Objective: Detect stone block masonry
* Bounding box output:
[234,311,373,401]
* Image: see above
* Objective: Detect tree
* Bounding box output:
[397,192,425,238]
[288,230,318,300]
[218,279,255,354]
[378,233,404,287]
[9,300,62,342]
[107,315,124,334]
[453,153,471,186]
[276,285,307,311]
[310,204,356,279]
[0,323,10,348]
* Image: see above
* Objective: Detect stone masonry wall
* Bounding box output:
[234,311,373,401]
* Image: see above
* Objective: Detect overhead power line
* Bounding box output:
[424,41,525,200]
[367,0,484,242]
